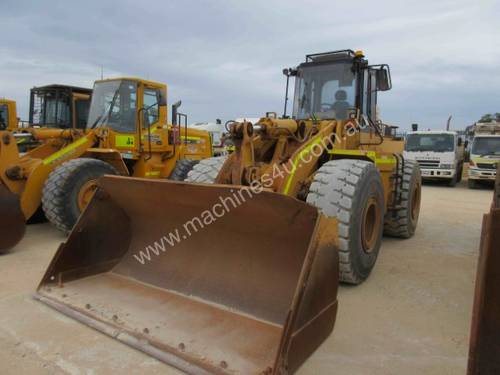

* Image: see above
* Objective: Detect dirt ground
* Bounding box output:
[0,179,493,375]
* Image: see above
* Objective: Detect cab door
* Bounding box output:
[72,94,91,130]
[109,81,140,155]
[141,86,167,152]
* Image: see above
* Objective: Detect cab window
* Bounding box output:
[74,99,90,129]
[143,88,160,127]
[0,104,8,130]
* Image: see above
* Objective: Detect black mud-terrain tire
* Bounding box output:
[457,164,463,183]
[307,159,385,285]
[448,173,457,187]
[42,158,118,233]
[384,160,421,238]
[468,179,479,189]
[185,156,227,183]
[168,159,199,181]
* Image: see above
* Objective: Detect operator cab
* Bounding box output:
[87,78,166,134]
[29,85,92,129]
[286,50,391,125]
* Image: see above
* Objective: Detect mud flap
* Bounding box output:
[35,176,339,374]
[0,183,26,252]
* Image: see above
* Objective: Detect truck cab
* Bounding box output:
[404,130,464,186]
[468,122,500,188]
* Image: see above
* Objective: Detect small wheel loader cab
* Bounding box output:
[0,77,212,250]
[12,85,92,152]
[34,51,419,374]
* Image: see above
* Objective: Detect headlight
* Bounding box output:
[440,164,453,169]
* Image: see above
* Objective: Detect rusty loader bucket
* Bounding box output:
[467,166,500,375]
[35,176,339,374]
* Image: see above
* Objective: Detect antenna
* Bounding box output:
[446,115,452,131]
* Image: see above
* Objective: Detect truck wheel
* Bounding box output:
[457,164,463,183]
[307,159,385,284]
[468,179,479,189]
[42,158,118,233]
[185,156,227,183]
[384,160,421,238]
[448,173,457,187]
[168,159,199,181]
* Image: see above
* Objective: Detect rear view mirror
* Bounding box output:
[376,66,392,91]
[457,137,463,147]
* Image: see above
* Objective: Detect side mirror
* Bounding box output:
[464,140,469,148]
[171,100,182,125]
[457,137,463,147]
[376,67,391,91]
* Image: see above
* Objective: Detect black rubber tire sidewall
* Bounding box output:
[42,158,118,233]
[169,159,199,181]
[348,168,385,280]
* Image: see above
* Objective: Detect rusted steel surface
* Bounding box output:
[467,166,500,375]
[0,183,25,252]
[35,176,339,374]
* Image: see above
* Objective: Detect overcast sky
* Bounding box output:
[0,0,498,130]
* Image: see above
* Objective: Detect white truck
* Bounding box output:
[468,122,500,188]
[404,130,465,187]
[189,120,227,155]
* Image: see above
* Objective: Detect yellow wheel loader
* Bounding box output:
[0,77,211,251]
[35,50,420,374]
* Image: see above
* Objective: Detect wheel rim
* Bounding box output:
[410,182,421,222]
[361,196,382,253]
[77,180,98,211]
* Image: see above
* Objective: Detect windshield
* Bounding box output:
[0,104,8,130]
[405,134,455,152]
[32,92,71,128]
[87,80,137,133]
[292,62,356,120]
[471,137,500,156]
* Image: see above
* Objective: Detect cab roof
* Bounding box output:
[95,77,166,89]
[0,98,16,105]
[31,84,92,95]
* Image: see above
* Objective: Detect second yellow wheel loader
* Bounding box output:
[0,77,212,251]
[35,50,421,374]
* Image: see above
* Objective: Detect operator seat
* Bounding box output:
[332,90,350,120]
